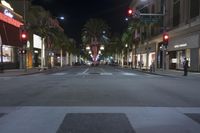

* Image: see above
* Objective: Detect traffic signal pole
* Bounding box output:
[128,0,167,71]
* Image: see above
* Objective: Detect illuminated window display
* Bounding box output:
[0,45,14,62]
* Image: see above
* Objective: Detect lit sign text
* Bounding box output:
[174,43,187,48]
[0,12,23,28]
[1,0,13,11]
[4,9,13,18]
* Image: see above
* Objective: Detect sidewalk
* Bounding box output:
[0,68,42,77]
[138,68,200,78]
[0,66,72,77]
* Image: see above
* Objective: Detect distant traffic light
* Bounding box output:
[128,9,133,15]
[18,49,26,54]
[163,33,169,47]
[20,30,27,44]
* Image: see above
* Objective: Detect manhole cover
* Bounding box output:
[185,113,200,124]
[57,113,135,133]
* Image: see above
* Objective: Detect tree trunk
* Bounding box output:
[66,51,69,65]
[60,49,63,67]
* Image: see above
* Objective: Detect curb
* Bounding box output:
[0,66,72,77]
[117,66,181,78]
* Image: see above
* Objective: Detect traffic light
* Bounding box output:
[163,33,169,47]
[20,30,27,44]
[18,49,26,54]
[128,9,133,16]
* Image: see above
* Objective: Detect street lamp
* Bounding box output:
[86,46,90,50]
[57,16,65,20]
[100,45,104,50]
[125,44,129,67]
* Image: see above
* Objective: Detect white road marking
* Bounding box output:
[100,73,113,75]
[0,107,200,133]
[115,69,124,72]
[77,68,90,75]
[51,72,67,76]
[122,73,137,76]
[82,68,89,74]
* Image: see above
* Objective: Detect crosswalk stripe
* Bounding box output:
[0,107,200,133]
[51,72,67,76]
[100,73,112,75]
[122,73,137,76]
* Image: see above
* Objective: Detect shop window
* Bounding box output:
[0,45,14,62]
[177,50,185,69]
[186,49,191,67]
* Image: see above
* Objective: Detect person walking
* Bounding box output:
[183,57,189,76]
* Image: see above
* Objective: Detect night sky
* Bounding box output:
[31,0,132,43]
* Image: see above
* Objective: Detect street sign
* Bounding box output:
[141,18,160,23]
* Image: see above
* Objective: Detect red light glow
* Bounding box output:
[21,33,26,39]
[128,9,133,15]
[164,35,169,40]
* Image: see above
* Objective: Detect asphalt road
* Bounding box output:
[0,65,200,107]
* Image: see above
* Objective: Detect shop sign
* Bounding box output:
[1,0,13,11]
[4,9,13,18]
[0,12,23,27]
[171,58,177,63]
[33,34,42,49]
[174,43,187,48]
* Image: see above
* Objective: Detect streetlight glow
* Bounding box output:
[86,46,90,50]
[59,16,65,20]
[100,46,104,50]
[56,16,65,20]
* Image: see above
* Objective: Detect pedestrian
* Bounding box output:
[183,57,189,76]
[150,61,155,72]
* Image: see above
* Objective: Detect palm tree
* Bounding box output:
[103,34,123,65]
[27,5,69,68]
[81,18,110,62]
[27,6,52,38]
[121,20,144,68]
[26,5,54,68]
[82,18,110,44]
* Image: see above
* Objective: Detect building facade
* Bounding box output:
[0,0,24,70]
[130,0,200,72]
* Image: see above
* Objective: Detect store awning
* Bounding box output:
[0,20,23,46]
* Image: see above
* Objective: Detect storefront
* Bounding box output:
[135,42,156,69]
[167,33,199,71]
[0,45,15,62]
[148,52,155,67]
[0,1,23,69]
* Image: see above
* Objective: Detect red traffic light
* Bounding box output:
[21,33,27,39]
[163,33,169,47]
[20,30,28,44]
[128,9,133,15]
[163,34,169,41]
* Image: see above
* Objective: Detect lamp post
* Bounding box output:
[0,35,3,73]
[131,0,166,70]
[125,44,128,67]
[56,16,64,67]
